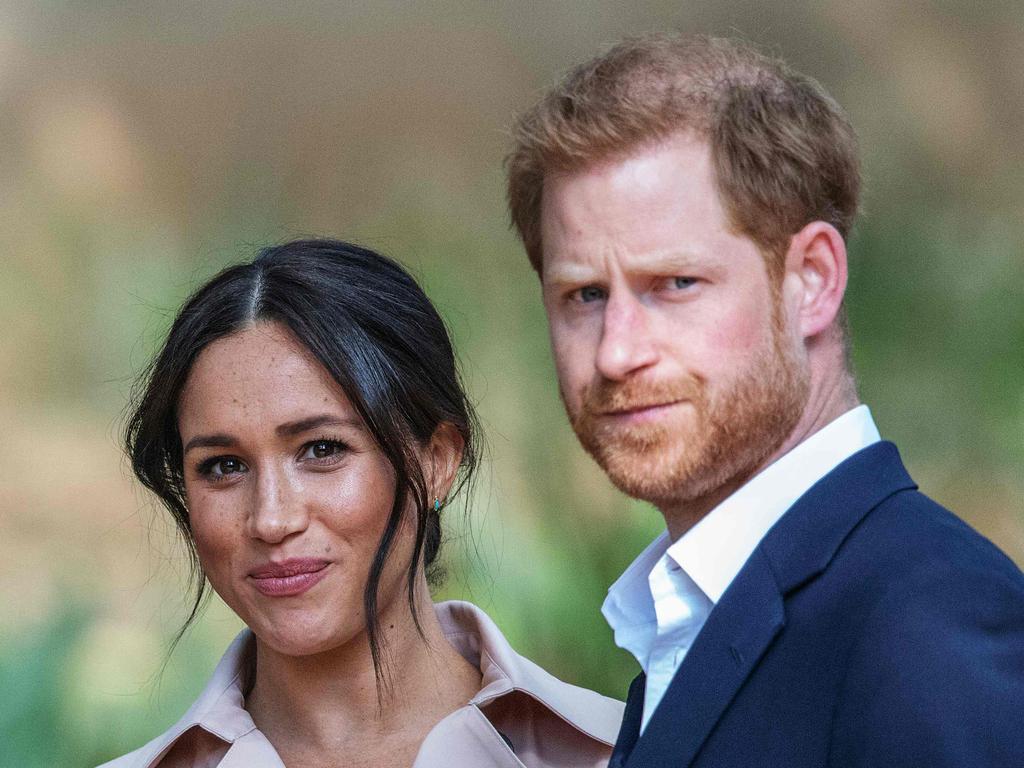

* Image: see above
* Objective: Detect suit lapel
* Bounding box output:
[622,442,917,768]
[759,442,916,593]
[609,673,646,768]
[625,548,785,768]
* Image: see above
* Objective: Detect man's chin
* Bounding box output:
[586,436,776,511]
[586,445,708,505]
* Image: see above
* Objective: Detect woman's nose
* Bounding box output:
[247,466,309,544]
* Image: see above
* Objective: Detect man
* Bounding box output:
[506,34,1024,767]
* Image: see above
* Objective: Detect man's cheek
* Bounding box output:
[704,305,769,356]
[551,333,583,377]
[553,366,584,416]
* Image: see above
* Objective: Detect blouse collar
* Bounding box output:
[108,600,621,768]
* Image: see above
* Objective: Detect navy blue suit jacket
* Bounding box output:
[610,442,1024,767]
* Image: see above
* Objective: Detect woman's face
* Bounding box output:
[177,321,416,657]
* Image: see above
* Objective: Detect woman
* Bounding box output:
[102,239,623,768]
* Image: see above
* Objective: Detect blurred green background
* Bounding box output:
[1,1,1022,765]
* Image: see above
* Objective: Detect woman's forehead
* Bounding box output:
[178,322,356,434]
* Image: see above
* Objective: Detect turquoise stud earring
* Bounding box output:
[433,498,441,512]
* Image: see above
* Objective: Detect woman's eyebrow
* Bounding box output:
[275,414,362,437]
[182,415,363,455]
[182,434,237,455]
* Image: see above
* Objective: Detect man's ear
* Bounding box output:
[783,221,849,340]
[427,422,465,503]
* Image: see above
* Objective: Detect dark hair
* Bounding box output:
[125,239,479,693]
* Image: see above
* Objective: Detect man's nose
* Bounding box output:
[247,466,309,544]
[595,291,659,381]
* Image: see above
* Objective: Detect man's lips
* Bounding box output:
[597,400,685,420]
[249,558,331,597]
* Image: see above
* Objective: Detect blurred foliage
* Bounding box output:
[1,1,1022,765]
[0,604,89,767]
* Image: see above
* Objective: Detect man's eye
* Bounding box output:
[672,276,697,289]
[199,457,248,478]
[573,285,606,303]
[301,439,346,461]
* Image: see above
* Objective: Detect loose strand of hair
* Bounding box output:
[363,483,408,708]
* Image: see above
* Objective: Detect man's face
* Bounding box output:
[539,133,809,509]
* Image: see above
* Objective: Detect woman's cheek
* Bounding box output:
[190,503,243,580]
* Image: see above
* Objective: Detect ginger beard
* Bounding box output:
[565,305,810,508]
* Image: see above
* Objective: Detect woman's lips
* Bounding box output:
[249,558,331,597]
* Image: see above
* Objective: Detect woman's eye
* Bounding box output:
[301,439,346,461]
[573,285,606,303]
[199,457,248,478]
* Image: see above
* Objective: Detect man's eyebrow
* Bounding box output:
[544,252,706,286]
[633,252,706,273]
[543,263,599,287]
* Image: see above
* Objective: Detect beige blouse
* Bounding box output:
[99,600,624,768]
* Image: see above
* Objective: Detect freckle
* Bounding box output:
[389,624,394,630]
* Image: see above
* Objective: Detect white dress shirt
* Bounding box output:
[602,405,881,731]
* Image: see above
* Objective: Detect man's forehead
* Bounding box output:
[545,135,712,204]
[539,142,734,286]
[542,135,721,231]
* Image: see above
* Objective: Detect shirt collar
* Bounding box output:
[601,530,671,663]
[603,405,880,639]
[118,629,259,768]
[670,404,880,603]
[435,600,622,746]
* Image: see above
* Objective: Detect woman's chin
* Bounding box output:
[249,618,357,659]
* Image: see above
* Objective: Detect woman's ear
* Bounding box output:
[427,422,465,503]
[783,221,849,340]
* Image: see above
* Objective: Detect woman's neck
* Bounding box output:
[245,587,482,767]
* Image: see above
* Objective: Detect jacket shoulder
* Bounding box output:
[851,488,1023,581]
[827,491,1024,766]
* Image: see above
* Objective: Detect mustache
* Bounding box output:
[579,376,704,416]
